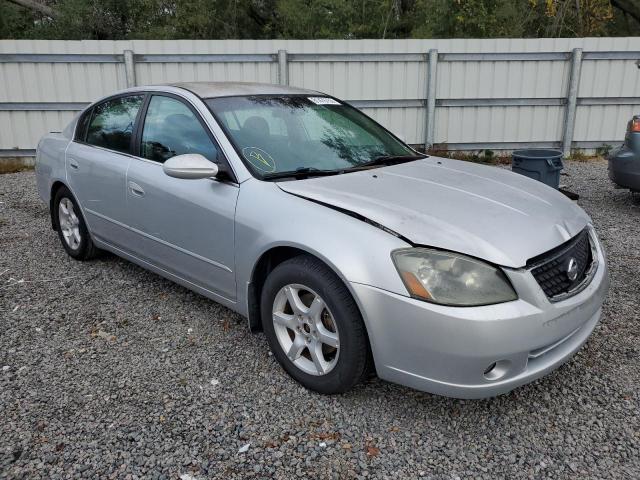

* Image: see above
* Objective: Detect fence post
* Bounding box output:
[278,49,289,86]
[123,49,137,88]
[562,48,582,158]
[425,49,438,152]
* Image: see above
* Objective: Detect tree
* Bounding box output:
[410,0,526,38]
[526,0,616,37]
[0,0,638,39]
[269,0,415,39]
[611,0,640,24]
[5,0,57,17]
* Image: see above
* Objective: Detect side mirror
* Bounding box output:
[162,154,219,180]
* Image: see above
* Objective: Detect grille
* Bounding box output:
[528,229,593,299]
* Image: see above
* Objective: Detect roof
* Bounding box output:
[171,81,319,99]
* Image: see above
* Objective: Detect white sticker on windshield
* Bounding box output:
[308,97,341,105]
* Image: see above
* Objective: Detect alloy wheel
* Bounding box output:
[58,197,81,250]
[272,284,340,376]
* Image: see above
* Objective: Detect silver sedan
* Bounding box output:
[35,82,609,398]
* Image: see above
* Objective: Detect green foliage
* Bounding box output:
[595,143,613,158]
[569,149,590,161]
[411,0,526,38]
[273,0,414,39]
[427,148,511,165]
[0,1,42,38]
[0,0,637,39]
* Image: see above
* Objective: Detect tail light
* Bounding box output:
[630,117,640,133]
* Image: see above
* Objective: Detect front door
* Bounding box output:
[125,94,239,302]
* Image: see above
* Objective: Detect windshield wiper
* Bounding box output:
[262,167,342,181]
[355,154,427,169]
[262,154,427,180]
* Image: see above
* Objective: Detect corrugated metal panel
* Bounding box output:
[435,106,566,144]
[1,38,639,153]
[0,63,125,102]
[574,105,637,144]
[0,111,76,150]
[360,107,424,144]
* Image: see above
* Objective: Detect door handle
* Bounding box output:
[69,159,79,170]
[128,181,145,197]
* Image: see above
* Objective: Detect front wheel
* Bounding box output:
[261,255,370,394]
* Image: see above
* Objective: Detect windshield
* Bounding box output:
[205,95,417,178]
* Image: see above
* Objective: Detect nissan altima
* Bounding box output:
[35,82,609,398]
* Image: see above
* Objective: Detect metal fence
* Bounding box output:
[1,38,639,159]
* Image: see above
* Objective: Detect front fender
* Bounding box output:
[234,179,411,317]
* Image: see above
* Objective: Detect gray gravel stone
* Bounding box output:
[1,161,639,479]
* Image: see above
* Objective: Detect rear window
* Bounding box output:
[86,95,144,154]
[74,108,92,142]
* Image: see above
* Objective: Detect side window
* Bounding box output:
[141,96,218,164]
[74,108,92,142]
[86,95,143,154]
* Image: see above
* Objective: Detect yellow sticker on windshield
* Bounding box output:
[242,147,277,173]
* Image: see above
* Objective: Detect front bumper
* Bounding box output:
[352,237,609,399]
[609,145,640,191]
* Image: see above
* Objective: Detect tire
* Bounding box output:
[53,186,100,261]
[261,255,370,394]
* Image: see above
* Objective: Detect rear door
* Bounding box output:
[66,94,145,245]
[125,93,239,301]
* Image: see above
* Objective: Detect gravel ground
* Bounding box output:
[1,160,639,479]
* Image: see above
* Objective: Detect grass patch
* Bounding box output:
[567,150,604,162]
[427,148,605,164]
[427,149,511,165]
[0,158,35,174]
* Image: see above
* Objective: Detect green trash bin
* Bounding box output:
[512,149,564,189]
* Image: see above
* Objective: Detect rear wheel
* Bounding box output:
[261,255,370,394]
[53,186,100,260]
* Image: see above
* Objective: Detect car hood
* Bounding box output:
[276,158,590,268]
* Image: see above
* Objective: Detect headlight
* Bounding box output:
[391,248,517,306]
